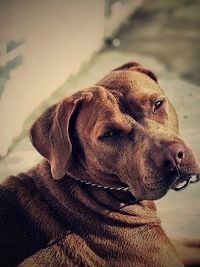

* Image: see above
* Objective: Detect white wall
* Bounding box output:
[0,0,104,156]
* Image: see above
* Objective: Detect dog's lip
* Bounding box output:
[172,173,200,191]
[141,171,200,192]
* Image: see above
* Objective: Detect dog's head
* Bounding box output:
[30,62,200,200]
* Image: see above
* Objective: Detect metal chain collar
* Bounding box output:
[75,178,130,192]
[76,174,200,192]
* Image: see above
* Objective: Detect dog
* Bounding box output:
[0,62,199,267]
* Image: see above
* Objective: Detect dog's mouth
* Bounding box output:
[172,173,200,191]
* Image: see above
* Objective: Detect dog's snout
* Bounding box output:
[162,143,185,168]
[152,141,185,170]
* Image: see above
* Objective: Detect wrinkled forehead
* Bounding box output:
[77,72,165,134]
[77,87,121,134]
[98,70,164,96]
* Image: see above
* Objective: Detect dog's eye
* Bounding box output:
[153,99,165,112]
[98,130,121,140]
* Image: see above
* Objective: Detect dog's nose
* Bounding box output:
[162,143,185,168]
[153,142,185,170]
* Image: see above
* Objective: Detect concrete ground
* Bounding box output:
[0,0,199,240]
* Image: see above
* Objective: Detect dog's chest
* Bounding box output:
[19,225,183,267]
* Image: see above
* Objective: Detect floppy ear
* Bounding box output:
[30,92,92,180]
[113,61,141,71]
[113,61,158,83]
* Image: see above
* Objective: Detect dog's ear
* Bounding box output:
[113,61,141,71]
[30,92,92,180]
[113,61,158,83]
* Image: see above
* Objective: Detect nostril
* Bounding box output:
[174,150,185,166]
[177,151,185,159]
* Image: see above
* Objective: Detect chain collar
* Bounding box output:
[75,178,130,192]
[74,177,139,204]
[74,174,200,193]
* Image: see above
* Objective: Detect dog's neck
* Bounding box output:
[65,162,140,205]
[34,160,160,226]
[65,177,159,225]
[71,177,139,205]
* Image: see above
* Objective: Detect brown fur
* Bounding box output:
[0,62,199,266]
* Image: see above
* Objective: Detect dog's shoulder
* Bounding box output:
[0,165,49,266]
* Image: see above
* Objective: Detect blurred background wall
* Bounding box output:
[0,0,199,241]
[0,0,104,155]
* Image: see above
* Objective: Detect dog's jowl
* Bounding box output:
[0,62,199,267]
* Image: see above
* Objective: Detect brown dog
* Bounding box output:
[0,62,199,267]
